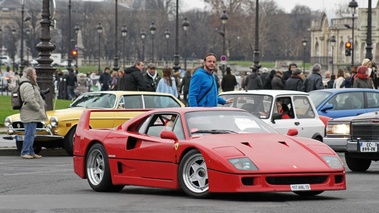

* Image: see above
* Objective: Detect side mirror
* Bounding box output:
[271,113,282,123]
[320,103,333,112]
[287,128,298,136]
[160,130,179,142]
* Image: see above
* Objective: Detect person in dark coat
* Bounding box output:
[263,70,276,89]
[123,61,147,91]
[271,70,284,90]
[143,64,161,92]
[282,63,297,84]
[260,67,269,85]
[353,65,375,88]
[245,70,263,90]
[327,75,336,88]
[99,67,111,91]
[221,67,237,92]
[180,69,192,104]
[303,63,324,92]
[284,68,304,91]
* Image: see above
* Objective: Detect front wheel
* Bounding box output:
[86,143,124,192]
[64,126,76,156]
[178,150,210,198]
[16,140,42,154]
[345,153,371,172]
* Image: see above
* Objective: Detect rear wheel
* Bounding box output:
[345,153,371,172]
[64,126,76,156]
[178,150,210,198]
[86,143,124,192]
[16,140,42,154]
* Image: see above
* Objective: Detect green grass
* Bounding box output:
[0,96,72,127]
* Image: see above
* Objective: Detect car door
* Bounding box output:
[270,95,324,139]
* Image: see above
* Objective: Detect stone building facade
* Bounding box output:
[310,3,379,74]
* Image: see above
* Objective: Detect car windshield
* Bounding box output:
[219,94,273,119]
[309,91,332,108]
[185,110,277,136]
[120,95,182,108]
[70,93,116,108]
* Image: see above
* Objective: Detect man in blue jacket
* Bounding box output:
[188,53,233,107]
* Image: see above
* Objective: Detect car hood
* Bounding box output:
[330,111,379,122]
[194,133,339,172]
[8,107,85,122]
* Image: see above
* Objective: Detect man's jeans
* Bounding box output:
[21,122,37,156]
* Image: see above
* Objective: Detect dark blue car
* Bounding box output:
[309,88,379,118]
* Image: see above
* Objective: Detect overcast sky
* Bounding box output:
[183,0,372,13]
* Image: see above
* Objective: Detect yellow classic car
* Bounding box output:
[3,91,184,155]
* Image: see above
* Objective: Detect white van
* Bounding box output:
[0,55,12,65]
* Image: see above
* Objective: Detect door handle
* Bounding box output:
[294,122,300,126]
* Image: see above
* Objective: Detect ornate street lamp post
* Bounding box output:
[164,28,170,63]
[67,0,72,69]
[121,25,128,69]
[330,35,336,75]
[348,0,358,66]
[36,0,56,110]
[252,0,261,72]
[12,27,16,72]
[96,22,103,75]
[74,24,80,68]
[113,0,119,71]
[149,22,156,63]
[140,30,146,62]
[365,0,373,60]
[302,37,308,73]
[182,18,189,70]
[220,10,228,75]
[25,28,31,65]
[173,0,181,72]
[0,27,2,72]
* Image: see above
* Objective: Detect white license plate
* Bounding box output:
[16,135,24,141]
[290,184,311,191]
[359,142,378,152]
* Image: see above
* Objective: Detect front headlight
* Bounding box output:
[228,158,258,170]
[4,117,12,127]
[322,156,343,169]
[326,122,350,135]
[50,116,59,127]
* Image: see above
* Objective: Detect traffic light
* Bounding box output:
[71,49,78,58]
[345,42,352,56]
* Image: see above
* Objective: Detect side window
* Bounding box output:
[293,96,315,118]
[326,95,339,110]
[366,92,379,108]
[123,95,143,108]
[172,117,185,140]
[337,92,363,110]
[139,114,183,138]
[274,97,294,119]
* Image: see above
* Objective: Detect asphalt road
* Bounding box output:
[0,152,378,212]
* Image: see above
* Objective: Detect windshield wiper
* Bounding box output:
[191,129,237,134]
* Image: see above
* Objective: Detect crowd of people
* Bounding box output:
[52,55,379,108]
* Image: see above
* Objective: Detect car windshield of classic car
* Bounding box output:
[185,111,277,135]
[70,93,182,109]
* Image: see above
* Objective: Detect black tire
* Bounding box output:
[178,150,210,198]
[64,126,76,156]
[86,143,124,192]
[294,191,324,197]
[345,153,371,172]
[16,140,42,154]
